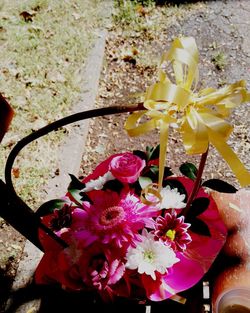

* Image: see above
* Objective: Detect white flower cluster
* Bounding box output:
[126,230,179,280]
[82,171,115,192]
[160,185,186,210]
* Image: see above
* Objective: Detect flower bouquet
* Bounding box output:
[35,147,228,302]
[35,37,250,305]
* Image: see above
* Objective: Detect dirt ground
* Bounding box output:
[1,0,250,311]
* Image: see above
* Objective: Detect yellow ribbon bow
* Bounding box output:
[125,37,250,188]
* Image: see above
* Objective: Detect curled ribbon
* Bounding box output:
[140,183,162,206]
[125,37,250,189]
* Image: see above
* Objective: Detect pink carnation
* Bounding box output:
[36,241,126,300]
[78,244,125,300]
[109,152,145,183]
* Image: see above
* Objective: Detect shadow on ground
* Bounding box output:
[5,280,204,313]
[0,269,13,312]
[4,251,241,313]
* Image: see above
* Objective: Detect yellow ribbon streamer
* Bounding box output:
[125,37,250,188]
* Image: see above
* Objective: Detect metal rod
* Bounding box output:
[181,148,209,217]
[5,104,144,196]
[0,179,43,250]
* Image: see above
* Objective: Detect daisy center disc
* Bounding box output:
[100,206,125,227]
[143,250,155,264]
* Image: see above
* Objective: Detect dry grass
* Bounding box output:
[0,0,109,207]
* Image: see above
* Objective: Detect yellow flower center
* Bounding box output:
[166,229,176,241]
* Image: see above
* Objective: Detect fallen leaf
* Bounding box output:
[19,11,35,22]
[12,168,20,178]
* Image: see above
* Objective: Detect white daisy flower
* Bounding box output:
[160,185,186,210]
[126,230,179,280]
[82,171,115,192]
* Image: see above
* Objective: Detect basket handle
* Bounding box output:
[4,104,144,249]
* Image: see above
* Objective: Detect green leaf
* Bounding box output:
[79,192,92,204]
[139,176,152,189]
[68,174,85,190]
[146,145,160,161]
[146,166,173,182]
[179,163,198,181]
[36,199,67,217]
[188,218,211,237]
[187,197,210,218]
[68,188,82,205]
[202,179,238,193]
[133,150,147,161]
[150,144,160,160]
[103,179,124,193]
[146,146,154,162]
[164,167,173,177]
[67,174,86,205]
[144,165,158,181]
[149,165,159,175]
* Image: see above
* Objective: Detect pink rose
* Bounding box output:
[109,152,145,183]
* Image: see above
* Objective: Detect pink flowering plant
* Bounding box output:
[35,145,230,302]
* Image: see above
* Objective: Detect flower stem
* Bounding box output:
[181,148,209,217]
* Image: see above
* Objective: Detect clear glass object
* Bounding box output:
[215,288,250,313]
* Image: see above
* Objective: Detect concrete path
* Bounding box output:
[5,27,109,313]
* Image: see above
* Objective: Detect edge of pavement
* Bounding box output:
[5,25,109,313]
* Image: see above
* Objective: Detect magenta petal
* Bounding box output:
[141,254,204,301]
[163,253,204,292]
[141,274,173,301]
[71,208,88,228]
[108,262,125,285]
[73,230,98,248]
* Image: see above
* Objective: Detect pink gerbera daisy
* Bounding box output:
[71,190,159,248]
[154,212,191,251]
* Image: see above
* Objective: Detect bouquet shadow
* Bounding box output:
[6,278,205,313]
[8,252,241,313]
[37,281,204,313]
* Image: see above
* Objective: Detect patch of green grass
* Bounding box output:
[212,51,227,70]
[113,0,203,70]
[0,0,109,206]
[113,0,156,27]
[113,0,203,34]
[113,1,140,25]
